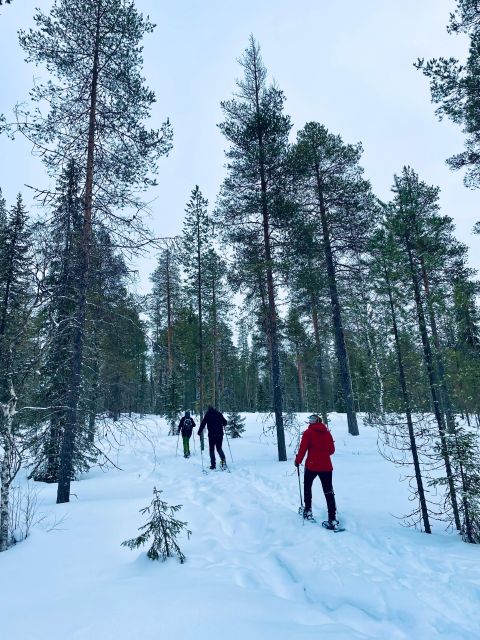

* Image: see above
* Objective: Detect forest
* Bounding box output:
[0,0,479,557]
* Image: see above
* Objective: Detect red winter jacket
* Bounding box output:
[295,422,335,472]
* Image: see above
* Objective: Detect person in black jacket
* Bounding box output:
[178,411,195,458]
[198,405,227,469]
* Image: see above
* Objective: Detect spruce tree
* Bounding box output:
[122,487,191,562]
[217,36,289,461]
[203,246,230,409]
[32,162,84,483]
[0,195,34,552]
[182,186,211,418]
[149,243,182,430]
[226,410,246,438]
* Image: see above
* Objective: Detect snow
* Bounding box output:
[1,413,480,640]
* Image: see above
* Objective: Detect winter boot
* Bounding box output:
[220,459,227,470]
[209,464,216,470]
[323,519,340,530]
[303,508,315,521]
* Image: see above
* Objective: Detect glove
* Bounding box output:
[294,461,299,468]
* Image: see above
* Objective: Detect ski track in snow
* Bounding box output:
[1,413,480,640]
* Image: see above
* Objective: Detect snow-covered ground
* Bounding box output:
[1,413,479,640]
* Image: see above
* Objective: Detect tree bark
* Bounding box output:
[295,344,305,412]
[0,382,18,552]
[419,259,457,434]
[314,164,359,435]
[384,265,431,534]
[212,266,219,408]
[311,302,329,423]
[166,249,174,377]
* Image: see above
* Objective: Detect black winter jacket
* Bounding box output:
[198,408,227,437]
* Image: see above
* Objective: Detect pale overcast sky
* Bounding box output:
[1,0,479,289]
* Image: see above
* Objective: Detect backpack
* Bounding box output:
[182,417,193,434]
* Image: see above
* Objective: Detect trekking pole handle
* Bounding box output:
[297,464,303,508]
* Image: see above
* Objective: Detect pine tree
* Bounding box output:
[122,487,191,562]
[292,122,374,435]
[217,36,290,461]
[367,226,432,534]
[416,1,480,202]
[387,167,464,531]
[450,261,480,422]
[18,0,172,503]
[282,223,331,422]
[443,426,480,543]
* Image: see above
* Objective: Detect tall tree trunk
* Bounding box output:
[315,165,359,435]
[197,220,204,418]
[45,416,61,481]
[252,46,286,460]
[295,343,305,412]
[384,265,431,534]
[357,276,384,414]
[87,348,99,444]
[420,260,475,540]
[0,381,17,552]
[166,250,174,376]
[57,2,101,504]
[419,258,456,434]
[311,301,329,423]
[404,234,461,530]
[212,267,219,408]
[0,440,11,552]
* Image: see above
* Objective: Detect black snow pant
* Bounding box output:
[304,468,336,520]
[208,433,225,467]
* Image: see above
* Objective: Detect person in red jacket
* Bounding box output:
[295,414,337,527]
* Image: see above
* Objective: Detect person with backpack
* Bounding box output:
[178,411,195,458]
[198,405,228,470]
[295,414,339,530]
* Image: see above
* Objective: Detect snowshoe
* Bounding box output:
[322,519,345,532]
[303,509,316,522]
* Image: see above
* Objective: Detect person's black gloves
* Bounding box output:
[294,461,299,468]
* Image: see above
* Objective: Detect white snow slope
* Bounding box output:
[1,413,480,640]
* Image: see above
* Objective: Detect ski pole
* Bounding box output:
[175,430,180,457]
[297,465,304,512]
[224,428,234,463]
[199,435,207,474]
[192,430,196,454]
